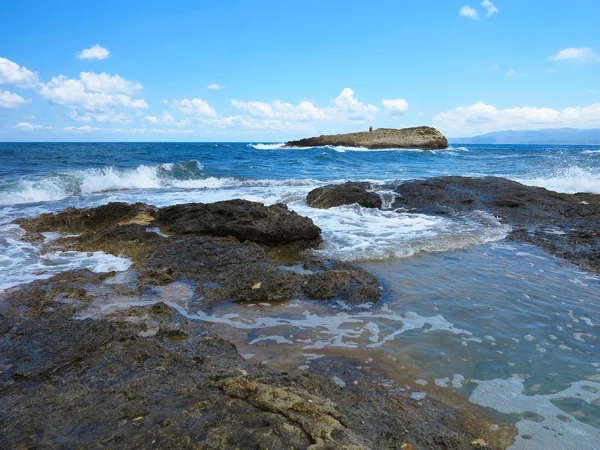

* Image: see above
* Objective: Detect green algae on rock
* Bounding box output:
[286,126,449,150]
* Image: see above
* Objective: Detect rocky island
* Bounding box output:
[286,126,449,150]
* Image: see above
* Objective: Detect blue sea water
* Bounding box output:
[1,141,600,448]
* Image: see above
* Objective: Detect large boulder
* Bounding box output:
[286,126,448,150]
[156,199,322,246]
[307,182,383,209]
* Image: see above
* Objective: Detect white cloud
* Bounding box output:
[0,90,29,108]
[231,99,332,121]
[76,45,110,60]
[0,57,38,88]
[95,112,133,124]
[114,127,195,135]
[79,72,142,94]
[39,72,148,111]
[172,98,217,117]
[69,110,93,122]
[63,125,101,132]
[549,47,599,62]
[382,98,409,115]
[333,88,378,120]
[16,122,52,131]
[142,112,189,127]
[460,6,478,19]
[207,83,224,90]
[434,101,600,135]
[199,115,313,133]
[481,0,499,17]
[506,68,516,76]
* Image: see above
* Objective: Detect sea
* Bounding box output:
[1,142,600,449]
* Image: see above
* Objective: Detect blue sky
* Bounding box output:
[1,0,599,141]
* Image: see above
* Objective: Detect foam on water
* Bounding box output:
[0,224,131,292]
[290,202,510,261]
[248,143,286,150]
[470,376,600,449]
[515,166,600,194]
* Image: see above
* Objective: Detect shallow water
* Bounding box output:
[71,241,600,449]
[2,142,600,448]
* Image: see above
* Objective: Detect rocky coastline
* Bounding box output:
[4,175,599,449]
[285,126,449,150]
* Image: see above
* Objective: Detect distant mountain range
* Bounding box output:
[450,128,600,145]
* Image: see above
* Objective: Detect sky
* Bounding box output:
[0,0,599,142]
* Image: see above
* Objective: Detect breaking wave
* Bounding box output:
[0,160,327,205]
[515,166,600,194]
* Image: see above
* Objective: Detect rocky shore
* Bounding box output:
[307,177,600,275]
[285,126,449,150]
[0,198,509,449]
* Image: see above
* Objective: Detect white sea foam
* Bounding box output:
[515,166,600,194]
[470,376,600,449]
[248,143,286,150]
[290,202,510,261]
[0,225,131,293]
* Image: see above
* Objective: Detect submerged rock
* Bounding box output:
[157,199,322,247]
[307,182,383,209]
[286,126,449,150]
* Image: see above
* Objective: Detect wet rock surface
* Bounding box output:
[157,199,322,247]
[286,126,449,150]
[0,271,507,449]
[307,182,383,209]
[389,176,600,273]
[19,201,377,311]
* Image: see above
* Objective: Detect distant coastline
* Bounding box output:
[450,128,600,145]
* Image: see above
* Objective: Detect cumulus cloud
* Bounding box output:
[142,112,189,127]
[231,99,332,121]
[69,110,92,122]
[171,98,217,117]
[481,0,499,17]
[63,125,101,132]
[333,88,378,120]
[382,98,409,115]
[207,83,224,90]
[199,115,313,133]
[15,122,52,131]
[0,90,29,108]
[39,72,148,111]
[459,6,478,19]
[434,101,600,135]
[549,47,599,62]
[0,57,38,88]
[506,68,516,76]
[76,45,110,60]
[79,72,142,94]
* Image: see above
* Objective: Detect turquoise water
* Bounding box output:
[1,141,600,448]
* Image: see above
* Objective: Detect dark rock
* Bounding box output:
[307,182,383,209]
[157,199,322,247]
[14,202,155,236]
[390,176,600,274]
[286,126,449,150]
[0,272,510,449]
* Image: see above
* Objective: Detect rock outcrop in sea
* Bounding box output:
[286,126,449,150]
